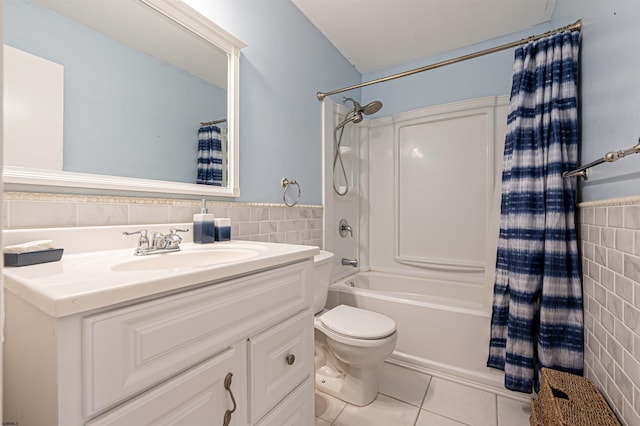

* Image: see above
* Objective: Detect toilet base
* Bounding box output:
[315,364,379,407]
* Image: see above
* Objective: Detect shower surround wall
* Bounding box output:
[324,95,508,292]
[580,197,640,426]
[3,192,323,247]
[364,96,508,302]
[322,100,365,282]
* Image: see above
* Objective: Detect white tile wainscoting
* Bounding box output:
[580,196,640,426]
[2,192,323,248]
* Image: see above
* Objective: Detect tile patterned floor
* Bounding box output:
[315,362,530,426]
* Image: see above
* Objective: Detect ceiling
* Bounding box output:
[291,0,557,74]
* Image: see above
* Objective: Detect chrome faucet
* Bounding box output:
[123,228,188,255]
[341,258,358,267]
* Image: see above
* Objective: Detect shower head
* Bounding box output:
[336,97,383,129]
[343,97,383,116]
[362,100,383,115]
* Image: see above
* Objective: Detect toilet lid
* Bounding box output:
[319,305,396,339]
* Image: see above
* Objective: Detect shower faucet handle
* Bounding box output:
[339,218,353,238]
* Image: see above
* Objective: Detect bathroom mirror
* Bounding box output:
[3,0,245,197]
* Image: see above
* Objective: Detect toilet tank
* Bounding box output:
[313,250,334,314]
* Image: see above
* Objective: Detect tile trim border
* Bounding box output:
[579,195,640,209]
[3,191,321,208]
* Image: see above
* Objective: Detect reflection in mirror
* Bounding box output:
[3,0,244,197]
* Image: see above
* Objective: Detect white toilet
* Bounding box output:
[313,250,397,406]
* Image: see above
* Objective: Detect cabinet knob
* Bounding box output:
[286,354,296,365]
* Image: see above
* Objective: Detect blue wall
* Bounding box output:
[553,0,640,202]
[183,0,361,204]
[360,41,512,118]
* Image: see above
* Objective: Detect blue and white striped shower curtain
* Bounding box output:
[487,30,583,393]
[197,124,223,186]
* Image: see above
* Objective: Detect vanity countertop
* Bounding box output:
[4,241,319,318]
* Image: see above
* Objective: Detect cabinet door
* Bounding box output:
[249,309,313,422]
[86,343,248,426]
[254,379,314,426]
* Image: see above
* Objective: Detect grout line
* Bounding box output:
[331,402,347,425]
[419,375,432,409]
[378,391,422,408]
[413,375,433,426]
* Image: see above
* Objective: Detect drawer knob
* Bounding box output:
[286,354,296,365]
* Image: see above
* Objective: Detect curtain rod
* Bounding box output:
[316,19,582,101]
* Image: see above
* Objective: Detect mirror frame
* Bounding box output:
[3,0,245,198]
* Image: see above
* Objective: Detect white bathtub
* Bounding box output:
[325,271,510,394]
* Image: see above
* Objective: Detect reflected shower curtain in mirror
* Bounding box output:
[487,30,582,393]
[197,124,223,186]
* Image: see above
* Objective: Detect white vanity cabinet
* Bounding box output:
[4,259,315,426]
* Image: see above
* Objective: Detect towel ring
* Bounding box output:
[281,178,301,207]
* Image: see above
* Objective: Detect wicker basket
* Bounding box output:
[530,397,549,426]
[530,368,620,426]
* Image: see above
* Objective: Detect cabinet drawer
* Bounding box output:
[83,261,312,416]
[249,309,313,422]
[87,343,247,426]
[255,378,314,426]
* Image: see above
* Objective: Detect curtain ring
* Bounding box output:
[281,178,301,207]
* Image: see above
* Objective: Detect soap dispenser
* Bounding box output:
[193,199,215,244]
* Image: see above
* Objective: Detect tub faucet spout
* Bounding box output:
[341,258,358,267]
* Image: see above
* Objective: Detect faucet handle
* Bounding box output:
[169,228,189,235]
[123,229,150,249]
[339,218,353,238]
[122,229,147,236]
[163,228,188,249]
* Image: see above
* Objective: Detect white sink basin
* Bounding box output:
[111,248,259,272]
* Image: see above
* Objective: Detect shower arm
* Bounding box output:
[335,112,359,129]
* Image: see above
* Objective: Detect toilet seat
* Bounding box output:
[318,305,396,340]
